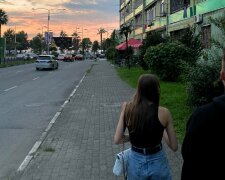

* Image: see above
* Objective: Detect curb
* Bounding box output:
[16,73,87,172]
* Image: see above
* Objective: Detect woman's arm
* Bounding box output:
[160,107,178,152]
[114,102,129,144]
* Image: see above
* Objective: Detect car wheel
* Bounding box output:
[36,67,39,71]
[56,63,58,69]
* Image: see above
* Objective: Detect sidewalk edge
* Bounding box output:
[16,73,87,172]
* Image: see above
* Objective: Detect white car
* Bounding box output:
[57,54,66,61]
[35,55,58,70]
[16,53,27,60]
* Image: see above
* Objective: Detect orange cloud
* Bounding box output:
[1,0,119,42]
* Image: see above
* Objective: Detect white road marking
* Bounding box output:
[33,77,40,80]
[16,70,24,73]
[4,86,18,92]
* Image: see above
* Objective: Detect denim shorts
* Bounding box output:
[127,148,172,180]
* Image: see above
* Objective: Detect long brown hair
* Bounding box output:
[124,74,160,132]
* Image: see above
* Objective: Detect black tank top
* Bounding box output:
[128,115,164,148]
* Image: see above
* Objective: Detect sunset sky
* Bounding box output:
[0,0,119,42]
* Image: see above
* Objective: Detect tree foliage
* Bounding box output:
[209,13,225,49]
[92,40,99,53]
[179,26,202,65]
[80,38,92,54]
[16,31,29,52]
[97,28,106,52]
[184,14,225,106]
[30,33,46,54]
[71,31,80,52]
[144,42,190,81]
[3,28,15,53]
[139,31,167,70]
[0,9,8,38]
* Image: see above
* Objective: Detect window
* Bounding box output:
[134,0,142,9]
[170,0,190,13]
[134,13,143,29]
[146,6,156,26]
[202,25,211,48]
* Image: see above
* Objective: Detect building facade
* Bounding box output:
[119,0,225,48]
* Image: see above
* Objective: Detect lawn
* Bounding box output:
[116,66,193,143]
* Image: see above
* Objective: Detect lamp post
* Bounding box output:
[14,25,16,55]
[32,8,66,55]
[78,27,88,40]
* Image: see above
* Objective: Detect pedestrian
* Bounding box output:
[181,50,225,180]
[114,74,178,180]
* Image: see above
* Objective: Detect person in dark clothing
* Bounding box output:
[181,51,225,180]
[114,74,178,180]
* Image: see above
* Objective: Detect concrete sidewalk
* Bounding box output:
[12,60,182,180]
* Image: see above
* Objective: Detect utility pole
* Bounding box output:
[14,25,17,55]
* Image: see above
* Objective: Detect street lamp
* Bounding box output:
[77,27,88,40]
[32,8,66,54]
[37,25,47,36]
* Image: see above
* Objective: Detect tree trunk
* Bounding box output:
[100,33,102,53]
[0,24,1,38]
[125,35,130,69]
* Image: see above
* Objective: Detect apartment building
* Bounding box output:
[119,0,225,48]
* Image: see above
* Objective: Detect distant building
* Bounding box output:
[119,0,225,48]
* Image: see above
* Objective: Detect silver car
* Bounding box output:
[35,55,59,70]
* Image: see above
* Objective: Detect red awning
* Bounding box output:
[116,38,142,50]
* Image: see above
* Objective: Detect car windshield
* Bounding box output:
[38,56,51,60]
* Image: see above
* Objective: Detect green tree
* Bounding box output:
[58,31,69,52]
[81,38,92,55]
[0,9,8,38]
[209,13,225,49]
[140,31,167,70]
[97,28,106,53]
[49,41,57,52]
[92,40,99,54]
[30,33,45,54]
[60,30,67,37]
[119,23,132,51]
[119,23,132,68]
[102,38,116,52]
[71,31,80,53]
[16,31,29,53]
[179,26,202,65]
[3,28,15,54]
[184,13,225,106]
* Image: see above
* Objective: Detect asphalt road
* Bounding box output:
[0,60,93,178]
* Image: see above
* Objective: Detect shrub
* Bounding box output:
[139,32,168,70]
[106,46,118,61]
[144,42,190,81]
[179,26,203,65]
[185,50,224,106]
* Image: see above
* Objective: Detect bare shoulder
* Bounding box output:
[159,106,171,115]
[158,106,171,127]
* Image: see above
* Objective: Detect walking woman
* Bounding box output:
[114,74,178,180]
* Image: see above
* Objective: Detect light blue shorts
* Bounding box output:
[127,148,172,180]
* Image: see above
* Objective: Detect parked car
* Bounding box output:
[35,55,58,70]
[63,54,75,62]
[26,52,38,60]
[99,53,105,58]
[16,53,27,60]
[57,54,65,61]
[75,54,83,60]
